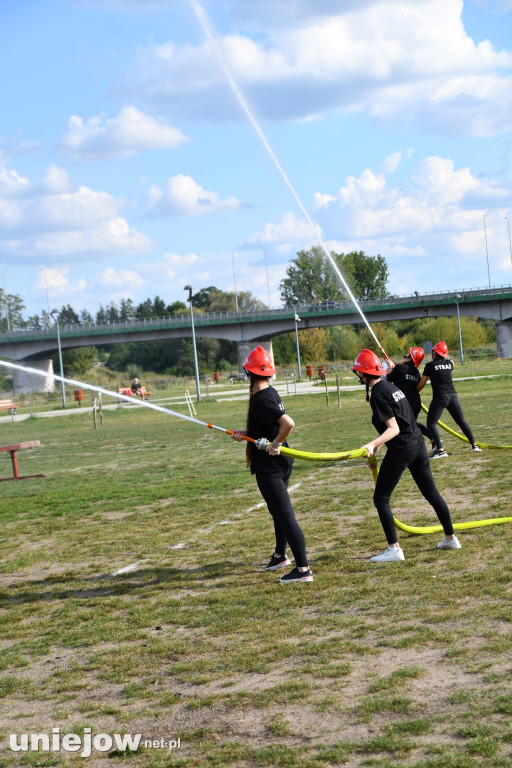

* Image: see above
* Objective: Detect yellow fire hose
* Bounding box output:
[420,402,512,450]
[239,431,512,536]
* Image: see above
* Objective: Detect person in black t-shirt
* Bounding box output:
[417,341,481,459]
[386,347,433,444]
[230,346,313,584]
[131,378,143,397]
[352,349,461,562]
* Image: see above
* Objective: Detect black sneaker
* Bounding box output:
[265,554,291,571]
[430,448,448,459]
[278,567,313,584]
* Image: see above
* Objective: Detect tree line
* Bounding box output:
[0,249,495,378]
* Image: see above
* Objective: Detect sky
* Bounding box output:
[1,0,512,318]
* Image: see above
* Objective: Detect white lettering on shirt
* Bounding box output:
[392,389,406,403]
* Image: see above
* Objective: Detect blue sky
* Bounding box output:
[1,0,512,317]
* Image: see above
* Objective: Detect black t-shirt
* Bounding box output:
[370,379,422,451]
[386,361,421,413]
[422,359,456,398]
[247,386,293,475]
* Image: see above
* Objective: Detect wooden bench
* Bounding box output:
[0,399,19,414]
[0,441,45,482]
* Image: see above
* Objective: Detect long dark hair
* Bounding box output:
[245,372,271,467]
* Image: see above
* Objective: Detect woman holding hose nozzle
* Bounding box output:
[353,349,461,562]
[417,341,482,459]
[231,346,313,584]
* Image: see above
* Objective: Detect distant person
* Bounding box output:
[131,378,143,398]
[386,347,433,445]
[417,341,482,459]
[352,348,461,562]
[230,345,313,584]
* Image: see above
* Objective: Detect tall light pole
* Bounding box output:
[40,267,51,316]
[50,309,66,407]
[483,214,491,287]
[291,295,302,381]
[230,243,239,312]
[452,294,464,365]
[2,269,10,332]
[259,244,271,308]
[184,285,201,402]
[505,216,512,269]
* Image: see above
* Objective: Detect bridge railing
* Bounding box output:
[1,284,511,339]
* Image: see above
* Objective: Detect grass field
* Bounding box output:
[1,375,512,767]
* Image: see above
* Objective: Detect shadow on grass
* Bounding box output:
[0,562,246,605]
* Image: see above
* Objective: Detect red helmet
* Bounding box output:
[409,347,424,367]
[352,349,385,377]
[243,345,276,376]
[432,341,449,359]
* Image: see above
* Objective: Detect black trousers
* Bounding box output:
[256,466,308,567]
[373,440,455,545]
[412,403,433,442]
[427,394,475,450]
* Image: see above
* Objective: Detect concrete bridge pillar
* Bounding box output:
[12,359,55,394]
[496,322,512,359]
[237,341,275,376]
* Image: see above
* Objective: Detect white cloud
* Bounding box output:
[250,212,320,247]
[137,252,199,285]
[149,174,242,216]
[126,0,512,136]
[59,106,189,161]
[0,163,154,259]
[380,151,403,175]
[34,266,87,298]
[252,152,512,295]
[95,267,146,289]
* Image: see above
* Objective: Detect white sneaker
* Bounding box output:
[370,546,405,562]
[472,445,482,452]
[437,536,461,550]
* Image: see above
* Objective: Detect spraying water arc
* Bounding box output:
[0,360,225,432]
[188,0,389,360]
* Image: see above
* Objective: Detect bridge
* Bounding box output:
[2,285,512,391]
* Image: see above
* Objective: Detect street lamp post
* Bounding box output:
[184,285,201,402]
[2,269,10,332]
[483,214,491,288]
[259,244,271,308]
[40,268,51,315]
[291,295,302,381]
[505,216,512,269]
[230,243,239,312]
[452,294,464,365]
[50,310,66,407]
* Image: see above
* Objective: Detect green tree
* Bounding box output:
[280,247,390,305]
[80,309,94,324]
[326,326,360,361]
[136,298,155,319]
[106,302,120,323]
[272,334,296,365]
[96,305,107,324]
[58,304,80,324]
[280,246,342,305]
[166,300,187,316]
[0,289,25,331]
[342,251,390,300]
[191,286,265,313]
[119,298,136,321]
[61,346,97,376]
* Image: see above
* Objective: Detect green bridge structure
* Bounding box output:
[2,285,512,391]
